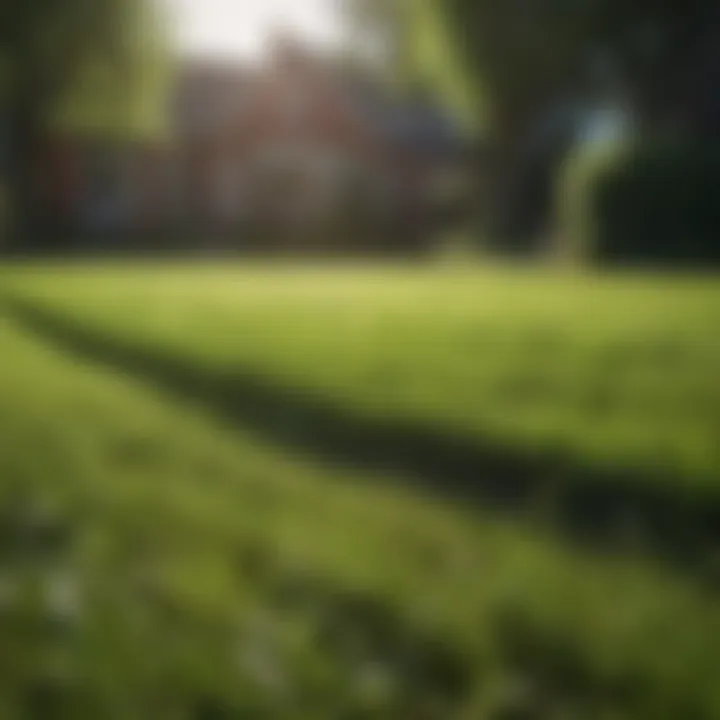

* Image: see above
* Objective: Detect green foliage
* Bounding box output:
[1,0,171,137]
[1,263,720,717]
[435,0,590,118]
[397,0,717,135]
[399,0,485,133]
[554,136,635,263]
[1,0,172,244]
[51,0,172,140]
[589,142,720,264]
[344,0,485,133]
[357,0,719,251]
[556,139,720,265]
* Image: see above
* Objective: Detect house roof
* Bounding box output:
[173,60,249,136]
[170,48,468,161]
[341,69,467,159]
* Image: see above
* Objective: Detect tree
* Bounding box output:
[446,0,720,237]
[342,0,481,132]
[0,0,169,246]
[347,0,720,242]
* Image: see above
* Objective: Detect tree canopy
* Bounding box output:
[1,0,171,139]
[342,0,483,134]
[1,0,172,244]
[352,0,719,137]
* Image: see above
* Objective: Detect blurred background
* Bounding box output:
[2,0,717,261]
[1,2,720,719]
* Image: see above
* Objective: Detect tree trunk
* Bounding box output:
[486,109,531,246]
[485,91,554,251]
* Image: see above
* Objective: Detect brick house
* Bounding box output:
[171,39,402,249]
[34,36,467,251]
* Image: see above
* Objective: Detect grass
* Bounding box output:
[3,263,720,557]
[0,260,719,718]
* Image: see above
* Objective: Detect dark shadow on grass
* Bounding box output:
[4,295,720,586]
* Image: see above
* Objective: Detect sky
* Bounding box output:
[168,0,347,63]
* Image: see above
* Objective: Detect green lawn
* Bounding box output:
[0,261,719,718]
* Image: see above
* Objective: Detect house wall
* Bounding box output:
[44,137,83,227]
[38,50,459,251]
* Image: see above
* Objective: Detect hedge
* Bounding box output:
[556,139,720,265]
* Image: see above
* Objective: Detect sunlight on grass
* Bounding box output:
[0,262,719,717]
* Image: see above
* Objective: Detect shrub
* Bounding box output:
[554,137,632,264]
[556,138,720,265]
